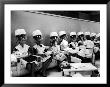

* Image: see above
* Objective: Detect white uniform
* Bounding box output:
[59,31,69,51]
[12,44,30,67]
[50,45,60,54]
[33,44,52,63]
[14,44,30,57]
[51,45,66,61]
[69,42,78,48]
[77,45,86,57]
[60,39,69,51]
[84,40,94,58]
[33,44,46,54]
[67,40,79,54]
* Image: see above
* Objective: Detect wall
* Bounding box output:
[11,11,100,52]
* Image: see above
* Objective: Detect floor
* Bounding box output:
[11,60,100,77]
[15,67,92,77]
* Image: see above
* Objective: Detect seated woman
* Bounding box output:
[58,31,69,51]
[23,47,43,77]
[11,29,30,76]
[83,32,95,63]
[49,32,67,72]
[58,31,69,61]
[77,41,86,63]
[31,29,52,77]
[93,33,100,76]
[69,32,78,48]
[67,32,85,63]
[94,33,100,61]
[68,32,81,63]
[48,32,60,68]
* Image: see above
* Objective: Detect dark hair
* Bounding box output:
[86,35,91,40]
[60,34,66,39]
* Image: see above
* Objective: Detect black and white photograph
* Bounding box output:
[10,10,100,77]
[4,4,107,84]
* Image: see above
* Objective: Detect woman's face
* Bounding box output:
[20,39,26,45]
[50,36,58,42]
[85,35,91,40]
[33,35,42,44]
[60,34,66,41]
[78,34,84,41]
[16,34,26,45]
[70,35,76,41]
[50,36,58,46]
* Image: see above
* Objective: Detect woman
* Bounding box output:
[11,29,30,76]
[49,32,67,72]
[58,31,69,51]
[90,32,96,41]
[32,29,52,77]
[83,32,95,63]
[68,32,81,63]
[77,32,85,43]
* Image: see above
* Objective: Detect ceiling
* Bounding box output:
[38,11,100,22]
